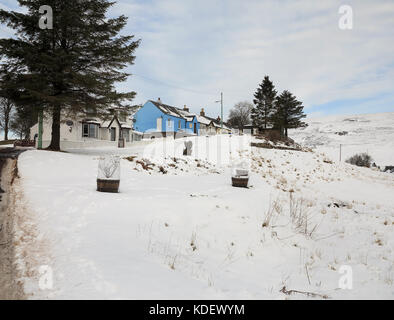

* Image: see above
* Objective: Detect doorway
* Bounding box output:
[110,128,116,141]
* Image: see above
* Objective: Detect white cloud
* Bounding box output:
[2,0,393,117]
[112,0,394,117]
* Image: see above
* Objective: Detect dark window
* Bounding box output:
[82,123,98,138]
[83,123,89,137]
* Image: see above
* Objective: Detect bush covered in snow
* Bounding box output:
[346,153,373,168]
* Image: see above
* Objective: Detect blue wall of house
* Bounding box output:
[185,117,200,135]
[134,101,163,133]
[134,101,199,135]
[162,114,186,132]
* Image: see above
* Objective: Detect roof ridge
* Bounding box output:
[149,100,197,119]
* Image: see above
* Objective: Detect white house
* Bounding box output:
[30,106,143,149]
[197,108,231,135]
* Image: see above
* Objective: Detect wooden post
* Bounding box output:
[339,144,342,162]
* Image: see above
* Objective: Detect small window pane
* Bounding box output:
[89,124,96,138]
[83,124,89,137]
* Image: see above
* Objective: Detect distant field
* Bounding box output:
[290,112,394,166]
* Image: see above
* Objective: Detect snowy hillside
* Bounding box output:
[290,112,394,167]
[13,135,394,299]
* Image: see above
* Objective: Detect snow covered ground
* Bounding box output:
[13,131,394,299]
[290,112,394,167]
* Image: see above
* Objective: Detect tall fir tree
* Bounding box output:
[0,0,140,150]
[272,90,307,137]
[251,76,277,130]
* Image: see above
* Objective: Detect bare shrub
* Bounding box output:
[289,194,319,238]
[169,255,177,270]
[190,232,197,251]
[262,198,282,228]
[346,153,373,168]
[98,156,120,179]
[262,130,282,142]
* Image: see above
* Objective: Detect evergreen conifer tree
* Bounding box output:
[273,90,307,137]
[251,76,277,130]
[0,0,140,150]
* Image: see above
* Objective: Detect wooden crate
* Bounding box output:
[232,176,249,188]
[97,179,120,193]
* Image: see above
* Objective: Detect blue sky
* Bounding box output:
[1,0,394,120]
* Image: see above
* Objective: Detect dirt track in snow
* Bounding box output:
[0,152,26,299]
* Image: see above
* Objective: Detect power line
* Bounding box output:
[132,73,219,96]
[132,73,247,99]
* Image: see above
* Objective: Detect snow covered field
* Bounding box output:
[13,132,394,299]
[290,112,394,167]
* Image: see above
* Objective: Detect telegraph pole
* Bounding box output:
[339,144,342,162]
[215,92,224,130]
[220,92,223,129]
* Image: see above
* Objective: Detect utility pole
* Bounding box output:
[215,92,224,130]
[339,144,342,162]
[220,92,223,129]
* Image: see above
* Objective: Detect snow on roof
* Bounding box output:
[150,100,187,119]
[101,120,111,127]
[196,115,212,125]
[120,123,132,129]
[83,119,101,125]
[148,100,231,129]
[149,100,199,122]
[213,122,221,128]
[177,109,195,118]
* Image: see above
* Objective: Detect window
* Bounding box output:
[178,120,182,129]
[122,129,130,142]
[166,118,173,130]
[83,123,89,137]
[189,123,193,128]
[82,123,98,138]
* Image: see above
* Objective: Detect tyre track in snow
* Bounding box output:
[0,147,27,299]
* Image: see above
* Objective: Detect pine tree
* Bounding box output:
[252,76,277,130]
[272,90,307,137]
[0,0,140,150]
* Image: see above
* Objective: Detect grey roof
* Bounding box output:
[148,100,231,129]
[200,115,231,130]
[149,100,195,120]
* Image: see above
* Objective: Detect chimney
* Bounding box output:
[217,116,221,122]
[157,97,161,103]
[183,105,189,112]
[200,108,205,116]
